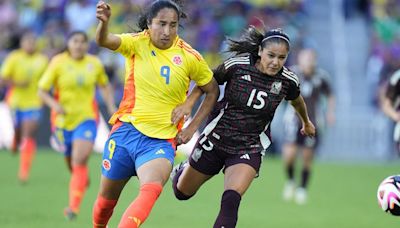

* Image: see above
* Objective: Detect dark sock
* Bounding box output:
[213,190,241,228]
[301,168,310,188]
[172,167,193,200]
[287,164,295,180]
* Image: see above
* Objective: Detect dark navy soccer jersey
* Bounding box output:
[203,53,300,155]
[386,69,400,110]
[290,65,332,123]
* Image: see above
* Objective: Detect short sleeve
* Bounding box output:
[94,58,109,86]
[115,33,138,57]
[285,81,300,101]
[320,70,333,96]
[212,63,230,85]
[38,57,59,91]
[0,52,16,80]
[189,54,213,87]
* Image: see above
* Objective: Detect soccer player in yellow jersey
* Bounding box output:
[92,1,219,227]
[38,31,116,220]
[0,31,48,183]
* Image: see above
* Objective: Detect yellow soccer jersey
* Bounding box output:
[111,31,213,139]
[39,52,109,130]
[0,50,48,110]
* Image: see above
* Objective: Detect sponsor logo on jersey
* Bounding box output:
[270,81,282,94]
[155,149,165,155]
[240,154,250,160]
[240,74,252,81]
[84,130,93,139]
[87,63,94,71]
[172,55,183,65]
[102,159,111,171]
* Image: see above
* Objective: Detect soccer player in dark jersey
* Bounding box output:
[170,27,315,228]
[281,48,335,205]
[381,69,400,154]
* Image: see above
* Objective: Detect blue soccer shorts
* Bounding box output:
[12,109,42,128]
[54,119,97,156]
[101,121,175,180]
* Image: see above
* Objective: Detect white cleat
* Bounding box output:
[282,181,296,201]
[170,160,188,181]
[295,187,307,205]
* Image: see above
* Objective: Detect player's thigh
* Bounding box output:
[135,137,175,185]
[136,157,172,186]
[98,174,130,200]
[224,164,257,195]
[301,147,314,168]
[71,139,93,165]
[178,164,212,195]
[20,120,39,137]
[71,120,97,164]
[224,153,261,195]
[282,143,297,163]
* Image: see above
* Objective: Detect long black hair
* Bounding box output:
[227,26,291,58]
[137,0,187,31]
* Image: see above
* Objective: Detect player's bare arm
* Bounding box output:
[38,89,65,114]
[381,96,400,122]
[95,1,121,50]
[99,84,117,116]
[290,95,315,137]
[1,78,29,88]
[326,95,336,125]
[171,85,204,125]
[175,78,219,145]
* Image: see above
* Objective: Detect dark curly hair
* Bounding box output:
[137,0,187,31]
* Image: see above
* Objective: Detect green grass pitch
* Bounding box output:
[1,148,399,228]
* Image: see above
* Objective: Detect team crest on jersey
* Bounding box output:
[87,63,94,71]
[102,159,111,171]
[270,81,282,94]
[172,55,183,65]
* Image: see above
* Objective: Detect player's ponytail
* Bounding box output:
[226,26,265,58]
[226,26,291,58]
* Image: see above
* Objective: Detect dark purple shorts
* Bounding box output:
[188,134,262,176]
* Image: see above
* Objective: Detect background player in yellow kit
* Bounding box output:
[38,31,116,220]
[0,30,48,183]
[92,1,219,227]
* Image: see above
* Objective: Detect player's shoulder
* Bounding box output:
[119,31,148,42]
[35,52,49,62]
[176,38,202,61]
[223,53,251,70]
[85,53,101,62]
[281,66,299,86]
[51,52,69,63]
[389,69,400,86]
[6,49,24,60]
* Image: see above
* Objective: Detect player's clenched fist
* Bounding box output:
[96,1,111,22]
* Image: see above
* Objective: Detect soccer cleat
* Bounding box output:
[295,187,307,205]
[64,207,77,221]
[170,160,188,181]
[282,180,296,201]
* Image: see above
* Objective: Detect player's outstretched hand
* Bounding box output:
[175,127,196,146]
[96,1,111,23]
[300,120,316,137]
